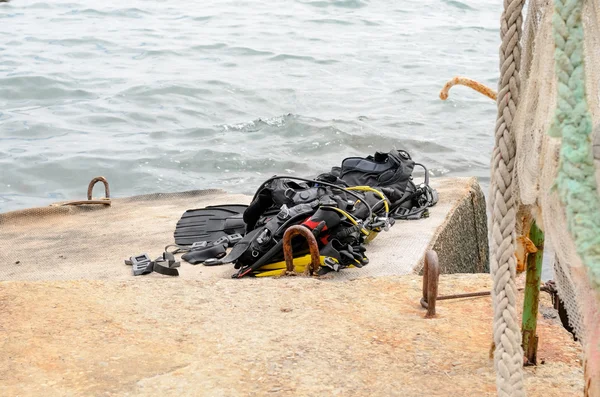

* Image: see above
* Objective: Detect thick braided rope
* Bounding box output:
[549,0,600,391]
[490,0,526,395]
[550,0,600,304]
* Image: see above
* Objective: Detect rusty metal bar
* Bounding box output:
[422,251,430,303]
[420,250,439,318]
[437,291,492,300]
[282,225,321,276]
[436,287,525,301]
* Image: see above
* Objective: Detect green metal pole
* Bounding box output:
[521,220,544,365]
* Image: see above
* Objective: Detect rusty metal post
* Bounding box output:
[521,220,544,365]
[420,250,439,318]
[282,225,321,276]
[421,254,430,310]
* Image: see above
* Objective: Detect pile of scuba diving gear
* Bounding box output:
[127,149,438,278]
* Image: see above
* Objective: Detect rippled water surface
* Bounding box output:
[0,0,502,212]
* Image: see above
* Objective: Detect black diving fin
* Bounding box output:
[174,204,248,246]
[181,243,227,265]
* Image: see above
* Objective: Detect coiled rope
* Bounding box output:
[490,0,526,395]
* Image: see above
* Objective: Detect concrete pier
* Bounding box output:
[0,177,583,396]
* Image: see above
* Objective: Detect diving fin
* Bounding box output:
[174,204,248,246]
[181,243,227,265]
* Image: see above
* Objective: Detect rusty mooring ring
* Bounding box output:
[282,225,321,276]
[60,176,111,206]
[87,176,110,200]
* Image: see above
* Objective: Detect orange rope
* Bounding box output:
[439,76,497,101]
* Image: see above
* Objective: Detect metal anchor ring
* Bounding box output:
[282,225,321,276]
[59,176,112,207]
[87,176,110,200]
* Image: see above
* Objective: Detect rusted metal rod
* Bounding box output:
[437,291,493,300]
[420,250,439,318]
[420,248,527,314]
[436,288,525,301]
[282,225,321,276]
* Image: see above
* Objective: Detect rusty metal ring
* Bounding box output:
[87,176,110,200]
[59,176,111,207]
[282,225,321,276]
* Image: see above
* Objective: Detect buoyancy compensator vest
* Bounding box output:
[221,176,382,277]
[318,149,439,220]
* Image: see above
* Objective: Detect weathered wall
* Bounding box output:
[429,177,489,274]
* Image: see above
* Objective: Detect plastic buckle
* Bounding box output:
[323,257,341,272]
[401,207,429,220]
[256,228,271,245]
[126,254,154,276]
[213,236,229,247]
[396,207,409,217]
[394,207,419,220]
[284,189,296,201]
[155,251,180,269]
[276,204,291,220]
[153,252,180,276]
[191,241,209,251]
[227,233,243,246]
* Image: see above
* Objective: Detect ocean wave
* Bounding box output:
[297,0,368,9]
[0,76,96,102]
